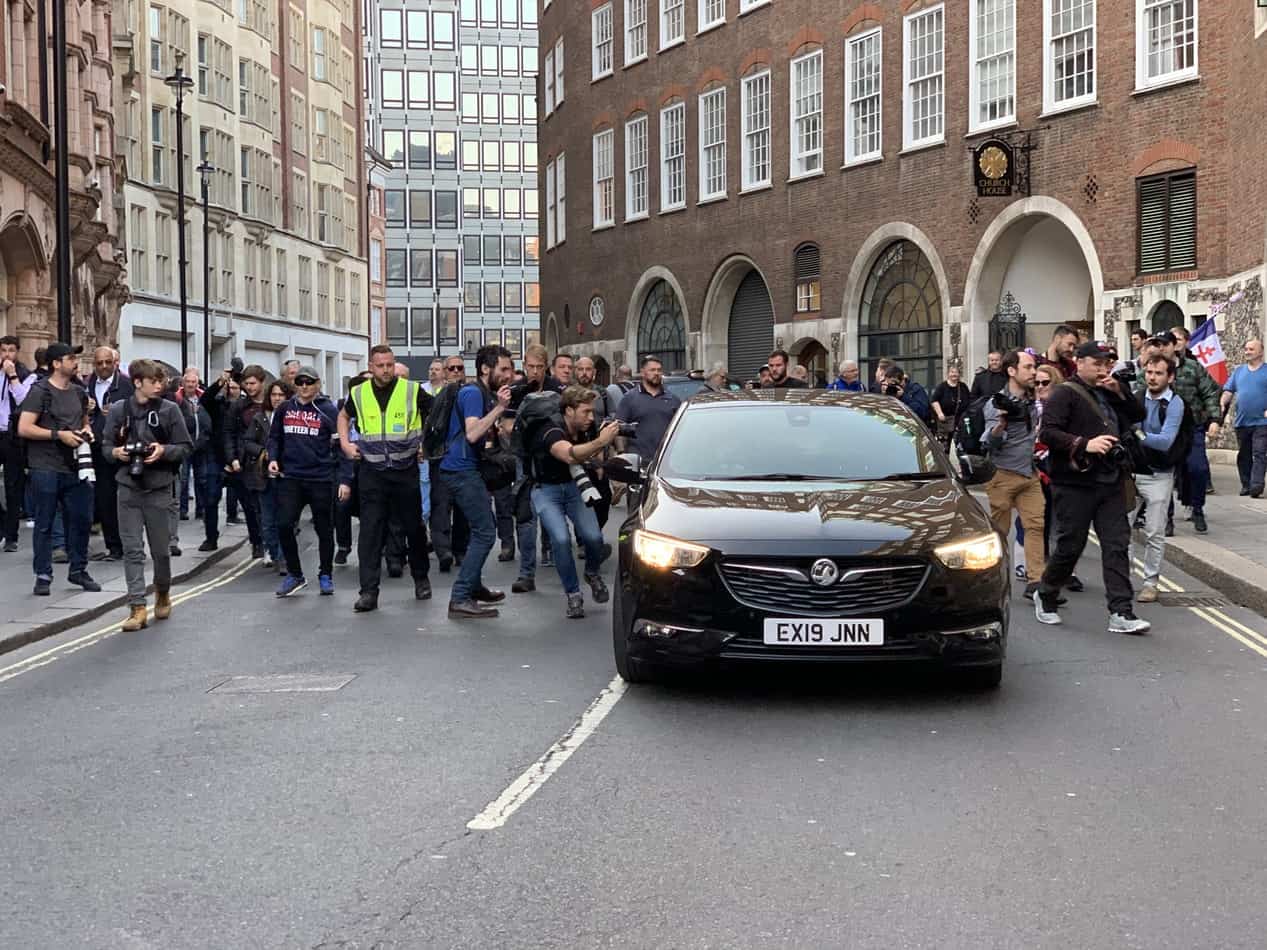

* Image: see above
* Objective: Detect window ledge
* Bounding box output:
[1039,98,1098,120]
[625,212,649,223]
[964,119,1018,140]
[697,193,727,206]
[787,168,825,184]
[659,204,687,217]
[623,54,648,70]
[899,138,946,157]
[739,182,773,195]
[591,70,613,84]
[592,222,615,233]
[1132,73,1200,97]
[738,0,771,15]
[696,21,724,37]
[658,37,686,54]
[842,154,883,170]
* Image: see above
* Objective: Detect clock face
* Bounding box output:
[589,297,605,326]
[979,145,1008,180]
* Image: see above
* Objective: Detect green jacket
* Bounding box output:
[1171,353,1221,426]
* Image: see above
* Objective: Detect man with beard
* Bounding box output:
[764,349,807,389]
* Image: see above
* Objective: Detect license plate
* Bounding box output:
[762,618,885,646]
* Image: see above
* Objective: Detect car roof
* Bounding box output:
[685,389,895,409]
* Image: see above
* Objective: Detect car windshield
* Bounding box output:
[658,403,944,481]
[664,378,707,400]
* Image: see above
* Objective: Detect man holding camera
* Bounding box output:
[982,349,1047,601]
[1035,341,1149,634]
[530,387,618,619]
[881,364,933,425]
[100,360,192,630]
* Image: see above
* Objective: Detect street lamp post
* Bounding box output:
[51,0,72,343]
[164,55,195,373]
[197,161,214,382]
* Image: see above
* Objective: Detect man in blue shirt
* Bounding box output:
[440,344,514,619]
[1133,355,1186,603]
[827,360,865,392]
[1221,339,1267,498]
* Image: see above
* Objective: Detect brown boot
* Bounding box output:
[121,605,148,631]
[154,588,173,620]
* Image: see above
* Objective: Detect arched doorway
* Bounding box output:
[727,269,774,381]
[1148,300,1185,334]
[544,312,561,355]
[637,279,686,371]
[795,339,829,387]
[593,355,611,386]
[858,240,943,391]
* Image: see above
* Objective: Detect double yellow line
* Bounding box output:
[0,553,260,685]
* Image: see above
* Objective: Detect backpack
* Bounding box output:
[421,380,463,461]
[1137,391,1196,473]
[511,390,564,481]
[951,393,997,486]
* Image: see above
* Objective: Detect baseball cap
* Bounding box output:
[1148,331,1177,346]
[44,342,83,362]
[295,364,321,382]
[1074,340,1118,360]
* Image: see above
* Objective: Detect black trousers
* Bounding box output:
[335,476,355,551]
[1039,480,1134,615]
[428,460,468,559]
[358,465,430,595]
[277,478,335,578]
[0,432,25,543]
[93,459,122,554]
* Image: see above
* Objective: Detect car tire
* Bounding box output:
[612,587,652,684]
[954,664,1003,691]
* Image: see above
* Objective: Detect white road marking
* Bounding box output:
[467,675,628,831]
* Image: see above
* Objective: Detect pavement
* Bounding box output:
[0,509,249,655]
[2,518,1267,948]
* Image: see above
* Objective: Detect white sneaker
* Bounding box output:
[1109,612,1151,635]
[1034,598,1062,626]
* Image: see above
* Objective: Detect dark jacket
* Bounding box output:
[266,395,339,482]
[898,379,932,423]
[970,369,1008,400]
[178,395,212,456]
[101,395,193,492]
[1039,377,1145,485]
[1171,352,1221,426]
[84,371,134,459]
[224,397,271,491]
[202,378,232,465]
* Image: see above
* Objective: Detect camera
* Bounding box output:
[603,417,638,438]
[124,440,152,478]
[1111,363,1137,386]
[884,383,900,397]
[569,463,601,507]
[991,390,1029,419]
[228,356,245,382]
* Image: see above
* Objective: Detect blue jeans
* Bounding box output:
[23,480,62,548]
[180,452,207,516]
[1237,425,1267,493]
[258,481,281,561]
[1185,426,1210,513]
[531,481,603,595]
[440,468,495,603]
[516,460,537,579]
[29,469,92,579]
[419,460,431,521]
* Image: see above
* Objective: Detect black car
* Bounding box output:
[609,389,1010,689]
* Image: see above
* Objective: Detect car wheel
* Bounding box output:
[954,664,1003,691]
[612,587,652,684]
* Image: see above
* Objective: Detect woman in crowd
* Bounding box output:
[930,365,971,450]
[258,379,293,570]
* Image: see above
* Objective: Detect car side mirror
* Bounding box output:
[606,453,644,485]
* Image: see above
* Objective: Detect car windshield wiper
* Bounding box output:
[871,472,946,481]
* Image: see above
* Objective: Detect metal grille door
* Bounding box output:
[727,269,774,382]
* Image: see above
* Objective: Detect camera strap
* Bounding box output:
[1065,381,1112,431]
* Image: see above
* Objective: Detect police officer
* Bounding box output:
[337,344,433,612]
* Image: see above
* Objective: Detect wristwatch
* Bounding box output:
[48,427,59,441]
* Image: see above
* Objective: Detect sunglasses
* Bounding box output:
[446,365,465,373]
[1035,380,1052,388]
[295,377,319,386]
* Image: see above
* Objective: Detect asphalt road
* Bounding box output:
[2,528,1266,949]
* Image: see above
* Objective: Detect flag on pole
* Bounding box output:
[1189,317,1228,386]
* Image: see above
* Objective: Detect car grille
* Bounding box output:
[718,561,928,617]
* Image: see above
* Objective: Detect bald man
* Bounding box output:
[394,362,410,379]
[85,345,134,560]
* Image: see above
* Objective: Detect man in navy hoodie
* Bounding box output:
[267,365,339,596]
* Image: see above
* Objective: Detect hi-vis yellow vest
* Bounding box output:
[351,378,422,469]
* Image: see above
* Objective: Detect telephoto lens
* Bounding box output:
[569,463,601,507]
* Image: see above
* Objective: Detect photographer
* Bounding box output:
[530,387,618,619]
[881,364,933,425]
[982,349,1047,601]
[102,360,192,630]
[17,342,99,595]
[223,364,270,559]
[0,334,35,552]
[1034,341,1149,634]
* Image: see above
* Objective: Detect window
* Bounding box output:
[524,46,539,75]
[462,43,478,75]
[386,249,407,286]
[317,262,331,324]
[197,34,209,95]
[385,190,405,226]
[903,5,945,148]
[1044,0,1096,112]
[382,69,404,108]
[406,10,428,47]
[412,308,433,347]
[370,238,383,283]
[699,0,723,32]
[381,8,402,46]
[154,212,172,294]
[151,107,165,184]
[483,234,502,265]
[741,71,771,190]
[462,92,479,122]
[524,93,538,122]
[625,115,649,218]
[502,0,518,28]
[289,9,305,68]
[382,129,404,166]
[434,72,456,109]
[462,139,480,171]
[463,187,481,218]
[625,0,647,62]
[437,251,459,287]
[794,243,822,312]
[526,283,540,311]
[970,0,1016,130]
[409,130,431,168]
[439,308,459,345]
[525,236,540,264]
[593,130,614,227]
[240,147,252,215]
[433,11,455,48]
[484,283,502,312]
[483,187,501,218]
[505,237,522,265]
[482,92,500,122]
[524,187,538,219]
[503,93,521,123]
[554,38,565,106]
[789,51,823,178]
[1137,170,1196,273]
[504,188,521,218]
[463,234,481,266]
[312,26,327,81]
[386,307,407,345]
[410,190,432,228]
[660,0,684,49]
[461,0,476,25]
[408,71,429,109]
[544,47,555,113]
[555,154,566,241]
[465,283,481,310]
[435,133,457,169]
[845,28,883,164]
[698,89,726,200]
[435,191,458,228]
[545,159,556,247]
[660,103,686,211]
[1137,0,1197,89]
[592,4,613,80]
[505,283,523,312]
[502,46,519,75]
[275,249,286,313]
[149,5,164,74]
[410,249,433,287]
[481,44,498,76]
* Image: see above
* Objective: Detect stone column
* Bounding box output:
[9,1,27,107]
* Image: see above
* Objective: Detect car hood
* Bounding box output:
[638,476,992,558]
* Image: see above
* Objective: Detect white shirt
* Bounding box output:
[94,374,112,408]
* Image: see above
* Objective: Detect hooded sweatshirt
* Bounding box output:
[266,395,339,481]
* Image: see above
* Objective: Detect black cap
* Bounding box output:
[44,342,83,362]
[1149,331,1177,346]
[1075,340,1118,360]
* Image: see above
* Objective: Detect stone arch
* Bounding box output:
[0,212,49,277]
[544,311,561,355]
[624,264,691,367]
[962,196,1104,372]
[699,253,772,370]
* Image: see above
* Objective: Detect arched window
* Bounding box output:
[858,240,943,391]
[794,243,821,313]
[638,279,686,371]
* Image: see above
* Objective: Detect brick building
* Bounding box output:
[538,0,1267,395]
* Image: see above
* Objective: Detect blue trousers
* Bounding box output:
[29,470,91,579]
[439,468,495,603]
[531,481,603,595]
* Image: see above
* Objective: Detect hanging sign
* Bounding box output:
[973,139,1014,197]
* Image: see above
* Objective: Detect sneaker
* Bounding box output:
[1164,520,1174,538]
[198,540,218,552]
[226,516,241,525]
[600,543,613,563]
[105,550,123,562]
[1034,598,1062,626]
[585,573,610,604]
[68,571,102,593]
[318,574,334,595]
[566,593,585,619]
[1023,583,1066,605]
[52,547,69,564]
[1109,611,1151,635]
[1066,574,1085,593]
[512,576,536,594]
[1252,489,1264,499]
[498,543,515,562]
[438,555,453,573]
[179,512,190,521]
[33,577,51,596]
[334,547,350,565]
[1193,512,1208,534]
[3,540,18,553]
[251,544,264,559]
[473,586,506,604]
[276,575,307,597]
[169,544,182,557]
[24,519,34,528]
[262,555,274,568]
[1241,488,1253,497]
[353,592,378,612]
[1137,584,1159,604]
[448,599,499,619]
[386,560,404,579]
[414,577,432,601]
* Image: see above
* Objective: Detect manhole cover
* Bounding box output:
[1157,593,1230,609]
[208,674,357,693]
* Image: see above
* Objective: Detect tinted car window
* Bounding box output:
[659,404,941,480]
[664,378,706,401]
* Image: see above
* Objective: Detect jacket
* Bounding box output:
[84,371,134,459]
[224,397,271,491]
[101,395,193,492]
[899,380,932,423]
[1171,353,1221,427]
[970,369,1008,400]
[178,395,212,456]
[1038,377,1145,485]
[0,361,33,433]
[827,378,865,392]
[266,395,339,481]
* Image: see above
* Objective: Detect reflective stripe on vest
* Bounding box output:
[351,378,422,469]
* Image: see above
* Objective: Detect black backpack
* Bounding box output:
[511,390,564,480]
[951,393,997,485]
[421,381,463,461]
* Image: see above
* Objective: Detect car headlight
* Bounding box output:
[633,530,710,570]
[934,533,1003,571]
